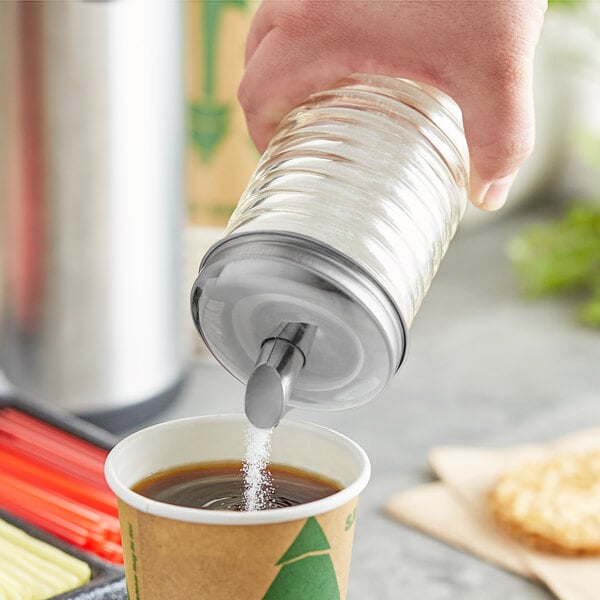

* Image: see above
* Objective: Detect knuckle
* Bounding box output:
[478,130,535,181]
[488,48,529,93]
[274,2,311,39]
[274,0,332,40]
[237,80,252,115]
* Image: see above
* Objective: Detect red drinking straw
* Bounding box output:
[87,537,124,565]
[0,408,124,563]
[0,435,107,491]
[0,492,124,564]
[0,416,106,481]
[0,493,91,547]
[0,408,109,461]
[0,470,121,542]
[0,445,118,517]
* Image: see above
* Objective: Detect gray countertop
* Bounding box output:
[130,206,600,600]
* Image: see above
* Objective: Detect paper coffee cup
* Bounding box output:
[105,415,370,600]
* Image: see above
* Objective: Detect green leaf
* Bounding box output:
[508,202,600,326]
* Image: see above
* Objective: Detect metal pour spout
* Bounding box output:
[245,322,317,429]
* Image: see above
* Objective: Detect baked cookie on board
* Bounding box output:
[489,451,600,556]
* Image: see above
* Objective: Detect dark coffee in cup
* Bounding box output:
[133,461,341,511]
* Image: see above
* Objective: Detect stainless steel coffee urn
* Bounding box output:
[0,1,185,429]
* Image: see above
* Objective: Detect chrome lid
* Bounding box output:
[191,231,406,413]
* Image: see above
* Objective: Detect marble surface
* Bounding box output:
[127,205,600,600]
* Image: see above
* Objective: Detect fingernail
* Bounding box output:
[467,165,491,208]
[479,172,518,212]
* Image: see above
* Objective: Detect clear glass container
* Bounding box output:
[191,74,469,413]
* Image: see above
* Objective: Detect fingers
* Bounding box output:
[239,33,335,153]
[243,1,274,67]
[239,10,353,152]
[477,172,521,212]
[239,0,424,152]
[438,0,545,211]
[452,55,536,211]
[239,0,546,212]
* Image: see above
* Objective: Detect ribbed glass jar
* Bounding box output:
[226,74,469,328]
[191,74,470,413]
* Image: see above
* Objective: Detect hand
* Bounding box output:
[239,0,547,211]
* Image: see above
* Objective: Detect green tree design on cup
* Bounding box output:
[106,416,370,600]
[263,517,340,600]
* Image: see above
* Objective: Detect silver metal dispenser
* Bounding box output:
[245,322,317,428]
[191,231,406,429]
[191,75,469,428]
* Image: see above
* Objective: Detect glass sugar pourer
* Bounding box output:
[191,74,469,428]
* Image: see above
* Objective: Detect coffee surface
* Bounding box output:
[133,461,341,511]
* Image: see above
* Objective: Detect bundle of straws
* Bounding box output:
[0,408,123,564]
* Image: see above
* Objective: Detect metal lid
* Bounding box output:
[191,231,406,413]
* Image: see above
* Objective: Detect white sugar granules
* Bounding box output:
[242,423,274,511]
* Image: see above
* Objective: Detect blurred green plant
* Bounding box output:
[576,129,600,181]
[508,203,600,327]
[510,0,600,327]
[548,0,585,8]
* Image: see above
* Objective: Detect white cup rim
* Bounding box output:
[105,414,371,525]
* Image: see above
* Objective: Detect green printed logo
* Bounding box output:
[127,522,140,600]
[345,508,356,532]
[189,0,246,162]
[262,517,341,600]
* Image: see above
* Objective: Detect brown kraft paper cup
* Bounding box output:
[105,415,371,600]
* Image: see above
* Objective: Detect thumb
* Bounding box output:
[452,59,536,212]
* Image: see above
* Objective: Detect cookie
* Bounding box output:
[488,450,600,555]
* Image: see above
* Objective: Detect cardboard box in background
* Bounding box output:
[185,1,259,356]
[186,0,258,228]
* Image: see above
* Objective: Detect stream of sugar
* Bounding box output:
[242,423,274,511]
